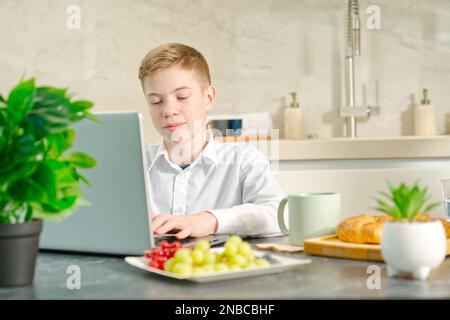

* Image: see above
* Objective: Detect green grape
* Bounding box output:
[163,258,176,272]
[172,263,193,276]
[240,246,255,261]
[192,266,208,276]
[223,243,238,257]
[203,252,216,265]
[194,240,210,252]
[228,264,241,271]
[244,261,257,269]
[201,265,215,273]
[191,249,205,265]
[237,242,252,256]
[245,251,255,261]
[174,249,193,264]
[220,255,228,265]
[219,251,228,262]
[214,252,222,263]
[228,254,248,267]
[226,235,242,246]
[255,259,270,268]
[214,263,229,272]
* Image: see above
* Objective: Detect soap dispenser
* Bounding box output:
[284,92,305,139]
[414,89,437,136]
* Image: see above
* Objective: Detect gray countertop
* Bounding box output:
[1,236,450,300]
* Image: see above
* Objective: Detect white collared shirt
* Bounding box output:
[145,133,285,236]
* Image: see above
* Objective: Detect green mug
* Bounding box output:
[277,192,341,246]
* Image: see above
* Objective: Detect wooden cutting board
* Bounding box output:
[304,235,450,262]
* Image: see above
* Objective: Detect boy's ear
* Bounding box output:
[204,85,216,112]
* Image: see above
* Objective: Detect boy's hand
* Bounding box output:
[151,211,218,239]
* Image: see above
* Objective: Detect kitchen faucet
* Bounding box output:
[339,0,380,138]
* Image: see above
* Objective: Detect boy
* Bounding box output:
[139,43,285,239]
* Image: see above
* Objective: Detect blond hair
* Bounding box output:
[139,43,211,88]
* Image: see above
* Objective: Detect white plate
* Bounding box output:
[124,248,311,283]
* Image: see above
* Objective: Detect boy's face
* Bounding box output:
[142,65,215,144]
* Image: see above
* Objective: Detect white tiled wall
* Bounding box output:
[1,0,449,143]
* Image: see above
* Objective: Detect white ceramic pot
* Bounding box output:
[381,220,446,280]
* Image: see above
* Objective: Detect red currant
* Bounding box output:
[155,256,167,264]
[153,249,164,257]
[167,242,179,249]
[160,240,170,250]
[149,260,162,269]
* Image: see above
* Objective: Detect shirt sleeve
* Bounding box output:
[208,145,286,236]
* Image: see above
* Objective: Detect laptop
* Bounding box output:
[39,112,229,256]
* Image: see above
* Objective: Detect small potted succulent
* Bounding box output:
[376,181,446,280]
[0,78,97,287]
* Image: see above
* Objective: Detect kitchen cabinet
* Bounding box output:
[260,136,450,218]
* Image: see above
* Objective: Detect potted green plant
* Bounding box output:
[0,78,97,287]
[375,181,446,280]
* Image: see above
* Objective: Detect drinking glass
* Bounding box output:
[441,179,450,220]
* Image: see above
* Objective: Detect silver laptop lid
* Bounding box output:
[39,112,153,255]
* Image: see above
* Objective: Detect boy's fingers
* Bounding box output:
[151,214,170,233]
[150,213,159,219]
[154,219,177,234]
[176,224,194,239]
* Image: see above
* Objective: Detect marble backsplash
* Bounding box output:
[0,0,449,142]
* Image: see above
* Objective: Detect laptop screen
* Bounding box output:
[39,112,153,255]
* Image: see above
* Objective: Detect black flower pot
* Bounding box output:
[0,220,43,287]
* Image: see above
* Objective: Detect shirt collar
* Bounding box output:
[153,129,218,169]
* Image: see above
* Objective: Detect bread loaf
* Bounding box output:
[336,214,450,244]
[336,215,392,244]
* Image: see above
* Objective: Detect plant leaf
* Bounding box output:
[71,100,93,110]
[374,180,436,221]
[60,152,97,168]
[72,170,92,187]
[423,202,441,213]
[7,178,47,203]
[7,78,36,123]
[47,130,75,158]
[0,78,97,223]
